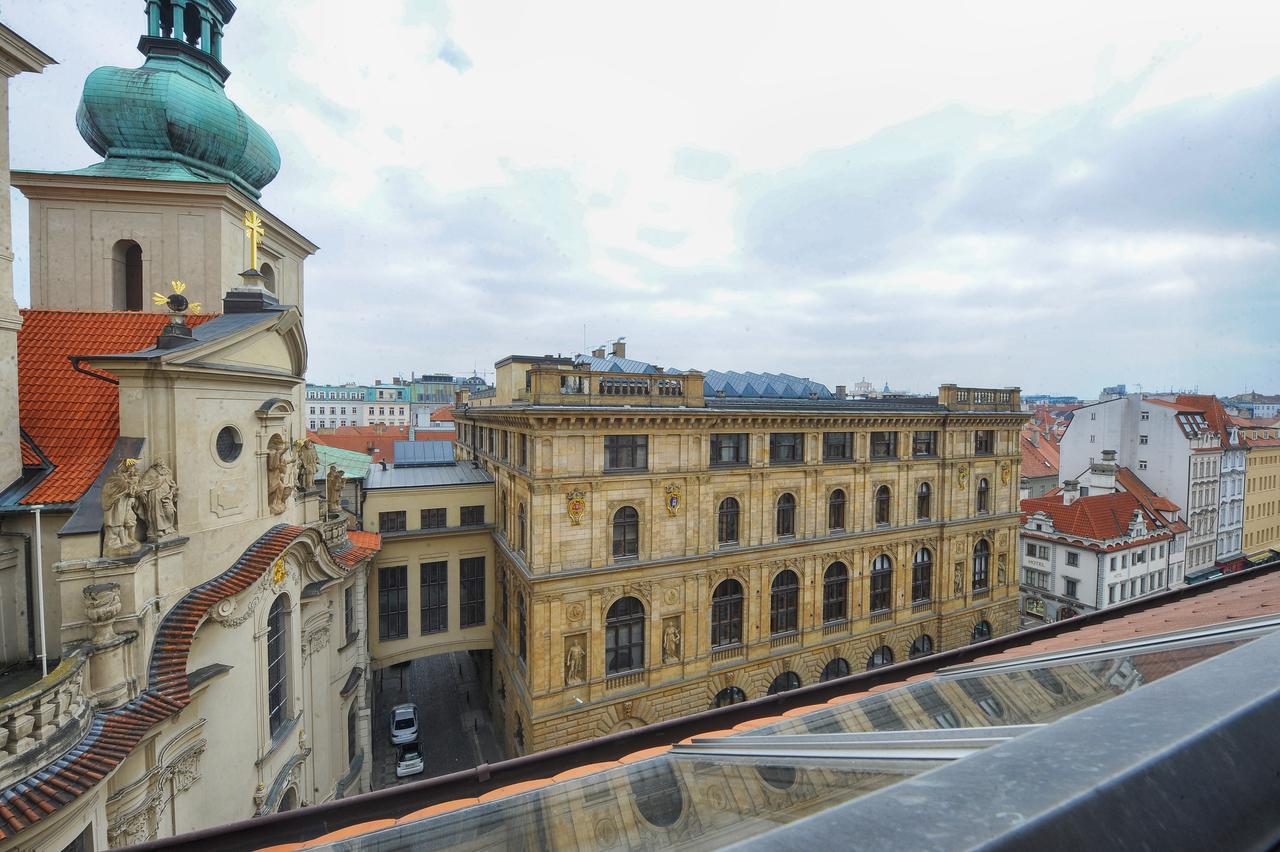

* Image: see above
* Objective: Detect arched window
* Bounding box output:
[822,562,848,623]
[775,493,796,538]
[717,497,740,545]
[518,594,528,663]
[909,634,934,659]
[1031,667,1065,695]
[500,493,508,535]
[867,645,894,670]
[911,547,933,603]
[870,554,893,612]
[977,477,990,513]
[916,482,931,521]
[260,262,277,294]
[757,765,797,790]
[612,506,639,559]
[769,570,799,635]
[820,657,851,682]
[517,502,527,553]
[828,488,846,531]
[713,686,747,708]
[629,761,684,828]
[767,671,801,695]
[111,239,144,311]
[278,787,298,813]
[711,579,743,648]
[972,539,990,591]
[266,595,290,736]
[605,596,645,675]
[959,677,1005,718]
[875,485,891,525]
[971,620,992,643]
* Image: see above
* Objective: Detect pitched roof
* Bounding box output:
[14,310,214,506]
[308,425,451,463]
[430,405,455,422]
[1147,398,1203,413]
[1021,490,1166,544]
[312,443,372,480]
[1020,427,1060,479]
[1176,394,1238,449]
[1115,466,1183,518]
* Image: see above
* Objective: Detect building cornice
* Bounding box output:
[0,25,55,77]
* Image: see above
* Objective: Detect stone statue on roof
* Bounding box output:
[295,439,319,493]
[325,463,343,516]
[138,458,179,539]
[102,458,142,557]
[266,436,293,515]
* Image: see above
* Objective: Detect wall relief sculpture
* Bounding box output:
[662,617,682,664]
[266,435,294,515]
[564,634,587,684]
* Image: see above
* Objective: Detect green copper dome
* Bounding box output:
[71,0,279,198]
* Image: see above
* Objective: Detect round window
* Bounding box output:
[216,426,243,463]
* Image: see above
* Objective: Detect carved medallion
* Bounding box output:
[663,586,679,607]
[566,602,586,623]
[566,489,587,526]
[595,817,620,847]
[664,483,682,516]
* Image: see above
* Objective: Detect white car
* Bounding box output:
[390,703,418,745]
[396,743,424,778]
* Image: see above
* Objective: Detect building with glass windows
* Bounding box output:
[444,342,1026,756]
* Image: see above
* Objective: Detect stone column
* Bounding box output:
[0,73,21,489]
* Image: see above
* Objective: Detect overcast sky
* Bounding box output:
[7,1,1280,398]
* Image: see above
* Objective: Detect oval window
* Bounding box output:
[216,426,243,463]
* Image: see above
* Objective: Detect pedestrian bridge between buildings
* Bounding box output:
[369,628,495,671]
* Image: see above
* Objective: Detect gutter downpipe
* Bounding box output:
[33,504,47,677]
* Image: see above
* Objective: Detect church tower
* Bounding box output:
[12,0,316,315]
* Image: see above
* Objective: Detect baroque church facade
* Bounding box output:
[0,4,378,849]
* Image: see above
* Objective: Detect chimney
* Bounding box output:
[1090,449,1118,493]
[835,385,847,400]
[380,459,388,471]
[592,346,606,358]
[1030,429,1039,447]
[611,338,626,358]
[1062,479,1080,506]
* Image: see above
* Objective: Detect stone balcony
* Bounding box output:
[0,647,93,790]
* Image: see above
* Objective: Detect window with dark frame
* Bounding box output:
[717,497,740,545]
[823,562,848,623]
[867,645,894,670]
[875,485,892,525]
[916,481,931,520]
[909,634,934,659]
[711,579,743,648]
[518,503,527,553]
[518,594,528,664]
[605,596,645,675]
[343,584,354,640]
[975,430,995,455]
[378,511,407,533]
[612,506,639,559]
[973,539,991,590]
[710,433,748,465]
[769,432,804,464]
[460,557,485,628]
[420,561,448,634]
[912,431,937,457]
[500,430,509,461]
[971,620,993,642]
[870,554,893,611]
[604,435,649,471]
[828,488,846,530]
[820,658,851,682]
[770,570,799,635]
[977,478,990,513]
[266,596,289,736]
[912,547,933,602]
[870,431,897,459]
[378,565,408,640]
[460,505,485,526]
[420,507,447,529]
[775,493,796,538]
[1064,577,1078,599]
[823,431,852,461]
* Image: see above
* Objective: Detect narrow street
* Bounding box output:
[370,651,502,790]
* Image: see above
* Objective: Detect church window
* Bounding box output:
[260,262,276,294]
[215,426,243,463]
[111,239,144,311]
[266,595,290,736]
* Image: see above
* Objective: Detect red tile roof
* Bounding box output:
[18,435,41,467]
[1147,398,1203,413]
[1021,490,1168,545]
[1176,394,1238,450]
[430,405,455,422]
[1020,427,1060,479]
[309,426,452,463]
[16,310,214,505]
[0,523,379,841]
[1114,467,1183,518]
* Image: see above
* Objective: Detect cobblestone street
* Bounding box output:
[370,651,501,790]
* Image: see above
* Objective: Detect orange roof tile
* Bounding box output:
[430,405,455,422]
[1114,467,1182,515]
[1020,428,1060,479]
[1021,490,1168,543]
[18,435,41,467]
[16,310,214,505]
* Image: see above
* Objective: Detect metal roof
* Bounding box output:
[313,444,372,480]
[573,354,662,375]
[703,369,833,400]
[364,461,493,490]
[393,440,454,467]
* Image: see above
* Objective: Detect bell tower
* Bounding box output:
[12,0,316,315]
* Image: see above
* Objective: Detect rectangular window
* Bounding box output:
[420,508,447,529]
[420,561,448,634]
[344,584,354,640]
[1064,578,1078,598]
[912,431,938,457]
[710,433,748,466]
[378,565,408,640]
[1023,568,1050,590]
[460,557,486,628]
[1134,550,1146,564]
[1141,410,1150,420]
[500,431,509,461]
[519,434,528,468]
[460,505,485,526]
[378,511,407,533]
[1066,552,1079,567]
[769,432,804,464]
[974,430,995,455]
[604,435,649,471]
[1139,460,1148,470]
[870,431,897,460]
[1109,584,1117,604]
[823,432,852,461]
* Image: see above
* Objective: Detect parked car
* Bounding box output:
[396,743,425,778]
[390,703,418,745]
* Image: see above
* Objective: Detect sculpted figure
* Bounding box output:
[139,458,179,539]
[662,620,681,663]
[325,463,344,515]
[102,458,141,556]
[565,638,586,684]
[267,437,293,515]
[296,439,319,492]
[954,563,965,596]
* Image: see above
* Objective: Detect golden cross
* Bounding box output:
[242,210,265,269]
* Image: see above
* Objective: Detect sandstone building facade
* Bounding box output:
[450,347,1025,755]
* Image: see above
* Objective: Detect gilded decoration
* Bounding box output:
[1000,462,1011,486]
[664,483,682,516]
[957,464,970,490]
[566,488,587,526]
[271,556,288,588]
[243,209,265,268]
